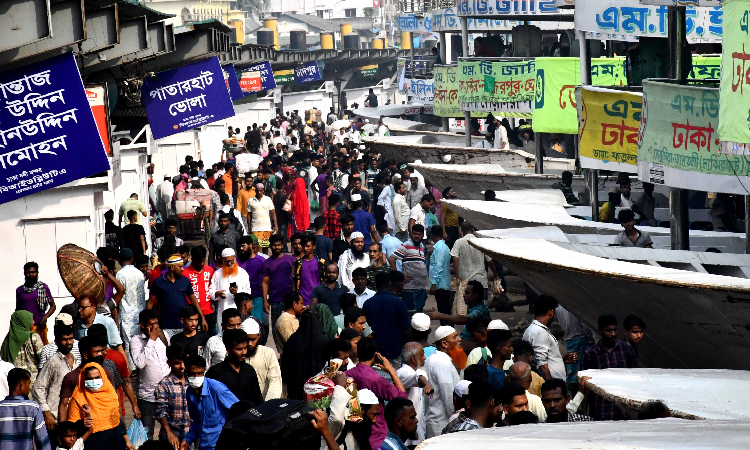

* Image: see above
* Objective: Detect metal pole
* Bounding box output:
[439,31,449,132]
[745,196,750,254]
[461,19,471,147]
[578,30,597,220]
[535,132,544,174]
[668,6,689,250]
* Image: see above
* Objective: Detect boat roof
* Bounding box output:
[444,199,743,238]
[492,189,569,205]
[469,237,750,292]
[579,368,750,420]
[352,104,432,120]
[415,418,750,449]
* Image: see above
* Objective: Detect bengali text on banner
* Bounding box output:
[638,81,750,194]
[458,59,535,112]
[577,86,642,173]
[719,0,750,147]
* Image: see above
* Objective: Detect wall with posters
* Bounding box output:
[577,86,642,173]
[574,0,722,43]
[637,80,749,193]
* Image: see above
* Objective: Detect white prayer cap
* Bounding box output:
[454,380,472,398]
[241,318,260,335]
[392,173,401,181]
[488,320,509,331]
[55,313,73,326]
[434,325,456,342]
[221,205,231,213]
[351,193,362,202]
[350,231,365,240]
[221,248,236,258]
[442,155,452,163]
[411,313,431,332]
[365,119,370,123]
[359,145,366,150]
[358,388,379,405]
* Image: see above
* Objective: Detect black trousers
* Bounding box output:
[435,289,453,326]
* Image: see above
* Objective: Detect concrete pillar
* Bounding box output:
[461,20,471,147]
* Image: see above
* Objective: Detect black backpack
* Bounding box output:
[216,399,320,450]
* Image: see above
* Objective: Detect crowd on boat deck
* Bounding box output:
[1,109,662,450]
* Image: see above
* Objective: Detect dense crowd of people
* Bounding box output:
[1,110,658,450]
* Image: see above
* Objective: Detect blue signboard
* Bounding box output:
[0,52,109,205]
[294,62,322,85]
[244,61,276,92]
[222,64,245,101]
[142,56,235,140]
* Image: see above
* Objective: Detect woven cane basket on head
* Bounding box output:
[57,244,105,304]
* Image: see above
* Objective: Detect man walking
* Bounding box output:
[338,232,370,290]
[148,255,207,338]
[0,368,51,450]
[116,248,147,369]
[32,321,78,431]
[522,296,566,381]
[389,225,428,312]
[16,262,56,345]
[209,248,251,327]
[424,326,462,439]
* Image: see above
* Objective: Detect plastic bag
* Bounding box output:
[127,419,148,449]
[310,199,320,212]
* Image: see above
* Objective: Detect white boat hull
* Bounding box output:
[470,238,750,370]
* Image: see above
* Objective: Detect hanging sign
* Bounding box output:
[0,52,110,205]
[458,59,535,111]
[274,70,295,85]
[431,7,573,32]
[239,71,262,93]
[222,64,245,100]
[85,84,112,157]
[294,61,322,85]
[575,0,722,43]
[637,80,750,193]
[142,56,235,140]
[244,61,277,92]
[434,65,460,117]
[456,0,562,17]
[719,0,750,147]
[397,14,432,32]
[532,57,626,134]
[577,86,642,173]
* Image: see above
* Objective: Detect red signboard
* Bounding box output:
[85,85,111,156]
[239,71,262,92]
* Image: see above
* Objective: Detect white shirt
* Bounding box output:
[235,152,262,176]
[337,250,370,290]
[271,136,285,147]
[248,195,275,231]
[450,233,491,287]
[620,194,633,208]
[129,333,170,402]
[522,319,566,380]
[409,204,426,228]
[246,345,282,400]
[204,334,226,368]
[494,126,509,150]
[155,180,174,217]
[0,360,15,400]
[350,287,375,308]
[393,194,410,233]
[209,266,252,324]
[526,390,547,422]
[424,350,460,439]
[396,365,427,445]
[473,139,494,148]
[333,132,349,145]
[378,125,388,137]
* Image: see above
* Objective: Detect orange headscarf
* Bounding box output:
[67,362,121,433]
[291,176,310,233]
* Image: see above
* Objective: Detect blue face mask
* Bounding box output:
[85,379,103,391]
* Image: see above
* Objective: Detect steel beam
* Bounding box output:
[0,0,52,53]
[79,4,119,54]
[81,17,149,71]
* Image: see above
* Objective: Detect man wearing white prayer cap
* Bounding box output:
[242,317,282,400]
[209,246,251,325]
[338,231,370,290]
[328,388,382,450]
[423,325,462,438]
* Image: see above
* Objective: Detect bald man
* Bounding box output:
[508,362,547,422]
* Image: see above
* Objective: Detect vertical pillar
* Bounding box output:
[746,196,750,254]
[578,30,597,220]
[439,31,449,132]
[535,132,544,174]
[669,6,689,250]
[461,19,471,147]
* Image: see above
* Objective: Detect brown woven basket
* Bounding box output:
[57,244,105,304]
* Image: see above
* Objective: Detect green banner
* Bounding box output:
[532,57,626,134]
[457,59,535,110]
[274,70,294,84]
[690,55,721,80]
[719,0,750,145]
[434,65,460,117]
[637,80,750,194]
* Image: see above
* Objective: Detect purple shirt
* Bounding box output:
[345,363,407,449]
[261,254,296,304]
[315,174,327,202]
[299,258,320,305]
[238,254,265,297]
[15,284,52,323]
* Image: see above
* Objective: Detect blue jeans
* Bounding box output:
[565,336,593,385]
[402,289,427,313]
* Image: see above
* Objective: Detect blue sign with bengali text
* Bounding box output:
[0,52,109,205]
[142,56,235,140]
[294,62,322,85]
[244,61,277,92]
[222,64,245,101]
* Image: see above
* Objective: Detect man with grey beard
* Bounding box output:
[396,342,434,446]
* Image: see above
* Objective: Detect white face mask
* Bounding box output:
[188,376,205,390]
[85,379,104,391]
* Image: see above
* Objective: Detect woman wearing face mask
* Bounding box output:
[66,362,126,450]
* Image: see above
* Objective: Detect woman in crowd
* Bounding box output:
[289,172,311,235]
[280,309,328,400]
[1,310,43,382]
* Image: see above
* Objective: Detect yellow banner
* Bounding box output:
[577,86,642,173]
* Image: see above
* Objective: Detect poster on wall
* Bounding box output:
[294,62,322,85]
[532,57,626,134]
[458,59,535,111]
[142,56,235,140]
[577,86,642,173]
[244,61,277,91]
[0,52,110,205]
[85,84,111,156]
[638,80,750,193]
[408,78,435,104]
